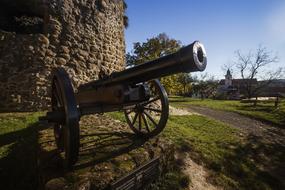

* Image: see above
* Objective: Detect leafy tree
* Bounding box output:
[191,73,219,99]
[126,33,185,94]
[177,73,192,95]
[160,74,183,95]
[126,33,181,66]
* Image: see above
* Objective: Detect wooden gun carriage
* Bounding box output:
[40,41,207,167]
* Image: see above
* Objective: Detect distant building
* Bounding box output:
[224,69,233,86]
[217,69,285,99]
[258,79,285,97]
[217,69,257,99]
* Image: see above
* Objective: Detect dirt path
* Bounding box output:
[182,154,220,190]
[185,105,285,144]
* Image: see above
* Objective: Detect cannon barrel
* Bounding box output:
[79,41,207,90]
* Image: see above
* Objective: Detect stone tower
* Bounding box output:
[225,69,232,87]
[0,0,126,111]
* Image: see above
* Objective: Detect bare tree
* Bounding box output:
[234,45,283,98]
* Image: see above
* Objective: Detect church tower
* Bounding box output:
[225,69,232,87]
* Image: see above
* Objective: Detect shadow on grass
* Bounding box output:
[0,120,149,190]
[34,124,150,190]
[74,131,147,170]
[238,104,273,112]
[0,122,48,190]
[210,133,285,190]
[236,104,285,128]
[169,99,189,103]
[237,103,282,113]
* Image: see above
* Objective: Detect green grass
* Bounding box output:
[164,115,238,164]
[0,112,42,156]
[169,96,285,127]
[108,111,284,190]
[164,115,283,190]
[1,111,283,189]
[0,112,43,190]
[108,112,191,190]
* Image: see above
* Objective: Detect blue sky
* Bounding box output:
[124,0,285,79]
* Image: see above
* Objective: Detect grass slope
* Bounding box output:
[109,111,284,189]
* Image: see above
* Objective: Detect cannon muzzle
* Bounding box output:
[178,41,207,72]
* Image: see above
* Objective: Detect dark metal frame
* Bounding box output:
[109,157,160,190]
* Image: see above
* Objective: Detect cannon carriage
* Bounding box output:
[40,41,207,167]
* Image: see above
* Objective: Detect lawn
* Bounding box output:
[1,111,283,190]
[169,96,285,127]
[108,112,284,190]
[0,112,43,190]
[0,112,189,190]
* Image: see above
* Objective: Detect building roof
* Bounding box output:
[226,69,231,76]
[219,78,257,85]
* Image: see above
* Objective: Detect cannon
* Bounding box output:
[40,41,207,167]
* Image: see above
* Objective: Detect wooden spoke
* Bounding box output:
[52,89,57,99]
[126,109,134,114]
[143,96,160,106]
[138,113,142,131]
[52,90,62,109]
[131,112,139,126]
[54,80,63,104]
[142,113,150,132]
[124,79,169,137]
[144,107,162,113]
[143,110,158,127]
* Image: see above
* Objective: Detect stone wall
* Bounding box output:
[0,0,126,111]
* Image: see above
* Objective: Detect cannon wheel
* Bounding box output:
[51,68,80,167]
[124,79,169,137]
